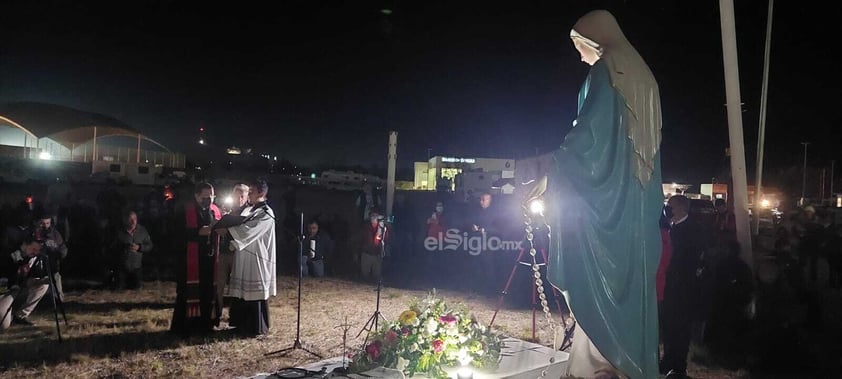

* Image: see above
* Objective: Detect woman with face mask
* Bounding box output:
[426,202,446,239]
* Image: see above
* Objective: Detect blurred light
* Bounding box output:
[837,196,841,208]
[380,8,392,15]
[200,127,205,132]
[224,195,234,206]
[164,187,174,201]
[529,199,545,215]
[227,147,242,155]
[198,139,205,145]
[456,367,473,379]
[274,156,278,161]
[310,173,316,179]
[760,199,770,208]
[38,151,51,160]
[25,195,33,204]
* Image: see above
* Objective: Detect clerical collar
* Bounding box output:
[672,214,689,226]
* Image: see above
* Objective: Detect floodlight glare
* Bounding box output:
[529,199,545,215]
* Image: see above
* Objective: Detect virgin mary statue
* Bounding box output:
[547,10,663,379]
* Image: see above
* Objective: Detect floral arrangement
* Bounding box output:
[350,292,502,379]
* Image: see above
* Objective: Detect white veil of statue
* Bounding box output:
[571,10,662,187]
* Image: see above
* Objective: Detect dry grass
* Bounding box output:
[0,277,744,378]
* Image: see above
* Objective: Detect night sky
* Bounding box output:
[1,1,840,187]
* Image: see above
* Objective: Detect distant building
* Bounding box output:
[0,102,185,185]
[319,170,384,191]
[747,185,783,209]
[413,156,515,192]
[663,183,693,198]
[701,183,729,202]
[395,180,415,190]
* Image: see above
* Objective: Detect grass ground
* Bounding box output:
[0,277,747,378]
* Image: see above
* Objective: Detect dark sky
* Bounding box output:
[1,1,840,184]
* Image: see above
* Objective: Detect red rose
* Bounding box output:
[385,330,399,345]
[366,340,382,359]
[432,339,444,353]
[401,327,411,336]
[439,314,457,326]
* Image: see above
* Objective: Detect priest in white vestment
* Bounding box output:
[218,178,277,337]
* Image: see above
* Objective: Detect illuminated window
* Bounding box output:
[441,168,460,181]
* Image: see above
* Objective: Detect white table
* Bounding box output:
[250,338,568,379]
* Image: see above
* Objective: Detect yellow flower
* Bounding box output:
[399,310,418,325]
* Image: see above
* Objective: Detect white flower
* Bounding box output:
[410,343,419,352]
[397,357,409,371]
[425,318,438,334]
[458,335,469,343]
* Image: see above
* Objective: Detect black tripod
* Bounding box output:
[265,213,321,359]
[45,255,68,342]
[488,243,568,345]
[356,278,387,345]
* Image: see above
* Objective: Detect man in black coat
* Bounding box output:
[661,195,706,378]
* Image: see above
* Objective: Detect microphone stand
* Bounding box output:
[265,212,321,358]
[357,220,388,345]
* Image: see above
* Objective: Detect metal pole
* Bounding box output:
[137,134,142,163]
[801,142,809,206]
[92,127,98,162]
[831,160,836,198]
[719,0,753,269]
[753,0,774,235]
[821,168,826,203]
[386,131,398,221]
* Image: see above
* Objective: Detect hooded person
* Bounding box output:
[547,10,663,379]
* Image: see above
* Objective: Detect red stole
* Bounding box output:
[184,201,221,318]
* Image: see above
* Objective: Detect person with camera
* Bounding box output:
[302,220,332,278]
[359,211,386,282]
[3,237,50,327]
[31,210,67,302]
[111,210,153,290]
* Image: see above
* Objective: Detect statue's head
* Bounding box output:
[570,10,628,66]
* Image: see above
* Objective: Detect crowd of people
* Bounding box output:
[0,179,279,338]
[3,169,840,376]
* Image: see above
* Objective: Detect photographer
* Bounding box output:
[302,219,333,277]
[31,211,67,302]
[358,211,387,282]
[111,210,153,290]
[5,237,50,326]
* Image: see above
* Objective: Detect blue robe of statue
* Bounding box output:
[548,59,662,379]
